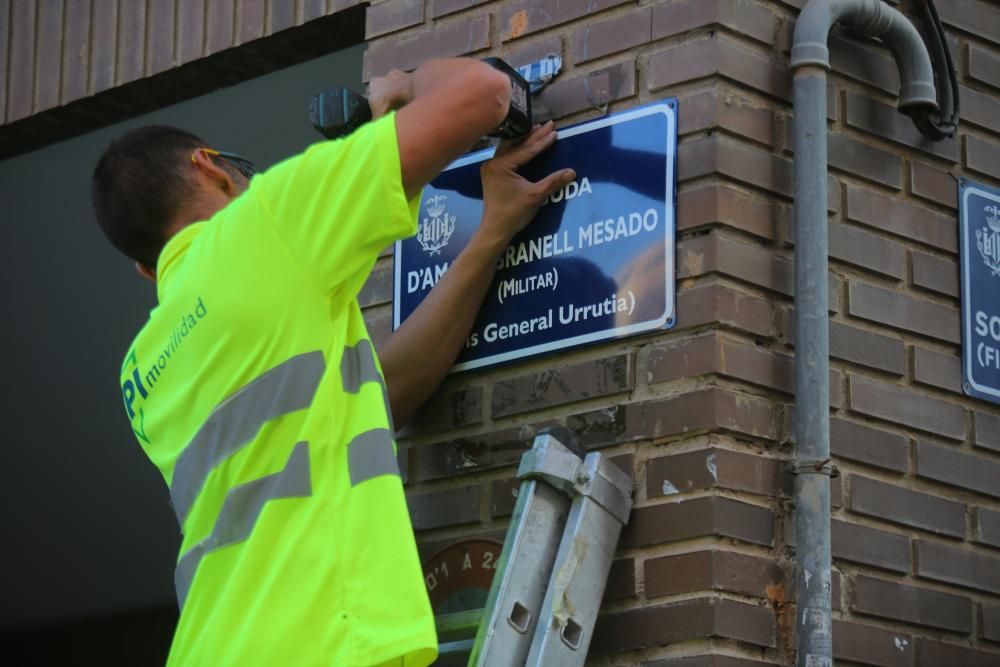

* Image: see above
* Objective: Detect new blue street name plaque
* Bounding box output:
[393,100,678,372]
[960,178,1000,405]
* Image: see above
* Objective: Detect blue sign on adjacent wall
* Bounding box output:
[961,179,1000,405]
[393,100,678,372]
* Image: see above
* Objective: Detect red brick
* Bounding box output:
[910,160,958,209]
[853,575,972,633]
[492,354,633,418]
[828,131,902,190]
[366,0,424,39]
[829,221,905,279]
[591,597,775,652]
[604,558,637,602]
[501,35,563,70]
[430,0,489,19]
[917,440,1000,500]
[572,7,651,65]
[499,0,633,42]
[679,231,840,307]
[644,550,783,599]
[680,88,774,147]
[205,0,234,55]
[937,0,1000,42]
[649,334,843,406]
[833,620,914,667]
[675,282,774,339]
[831,417,909,473]
[832,519,910,573]
[408,485,481,531]
[845,90,959,162]
[652,0,774,46]
[362,306,391,348]
[567,386,777,449]
[358,265,392,308]
[648,34,789,100]
[983,603,1000,643]
[366,14,489,77]
[911,250,959,298]
[622,496,773,548]
[848,282,960,344]
[975,412,1000,454]
[912,346,963,395]
[917,638,1000,667]
[679,135,792,199]
[677,184,776,241]
[788,317,906,375]
[533,59,636,120]
[413,422,546,482]
[60,0,90,104]
[847,185,958,253]
[961,85,1000,135]
[7,0,36,122]
[827,33,900,94]
[646,447,785,499]
[849,375,966,441]
[975,508,1000,549]
[403,384,484,441]
[967,134,1000,180]
[968,44,1000,92]
[851,475,965,538]
[916,540,1000,594]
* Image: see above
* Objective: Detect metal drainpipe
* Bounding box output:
[790,2,937,666]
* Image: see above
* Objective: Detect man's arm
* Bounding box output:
[378,122,576,427]
[369,59,513,200]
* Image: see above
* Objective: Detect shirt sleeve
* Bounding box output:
[251,112,419,301]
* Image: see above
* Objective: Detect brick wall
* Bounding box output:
[360,0,1000,664]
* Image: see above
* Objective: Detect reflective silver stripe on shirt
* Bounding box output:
[174,441,312,608]
[341,340,395,433]
[170,351,325,525]
[348,428,399,486]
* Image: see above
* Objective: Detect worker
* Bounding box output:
[91,57,576,666]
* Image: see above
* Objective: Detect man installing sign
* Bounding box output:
[91,57,575,666]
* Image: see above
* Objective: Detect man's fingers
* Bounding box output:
[533,168,577,199]
[499,121,558,168]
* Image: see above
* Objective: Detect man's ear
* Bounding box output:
[190,148,238,196]
[136,262,157,282]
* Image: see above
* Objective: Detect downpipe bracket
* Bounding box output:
[789,459,840,478]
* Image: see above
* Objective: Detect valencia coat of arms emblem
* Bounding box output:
[977,204,1000,278]
[417,194,456,256]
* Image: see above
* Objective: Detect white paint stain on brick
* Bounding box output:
[894,638,909,651]
[706,453,718,482]
[662,480,680,495]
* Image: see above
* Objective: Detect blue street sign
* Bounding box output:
[960,179,1000,405]
[393,100,678,372]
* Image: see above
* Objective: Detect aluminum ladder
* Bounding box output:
[435,426,634,666]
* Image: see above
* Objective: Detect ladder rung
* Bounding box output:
[435,608,485,642]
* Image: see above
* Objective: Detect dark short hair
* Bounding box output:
[92,125,206,268]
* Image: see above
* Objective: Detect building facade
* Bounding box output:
[3,0,999,664]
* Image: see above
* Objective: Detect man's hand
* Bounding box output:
[478,122,577,247]
[378,121,576,428]
[368,69,413,120]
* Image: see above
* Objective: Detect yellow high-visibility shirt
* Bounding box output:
[117,113,436,666]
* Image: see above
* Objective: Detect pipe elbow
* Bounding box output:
[791,0,938,111]
[791,0,847,70]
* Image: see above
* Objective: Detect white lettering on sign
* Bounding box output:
[578,208,658,248]
[496,231,574,270]
[407,262,450,294]
[975,310,1000,341]
[544,177,592,205]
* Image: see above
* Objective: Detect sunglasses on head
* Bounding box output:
[192,148,257,179]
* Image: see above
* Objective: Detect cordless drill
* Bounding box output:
[309,58,532,141]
